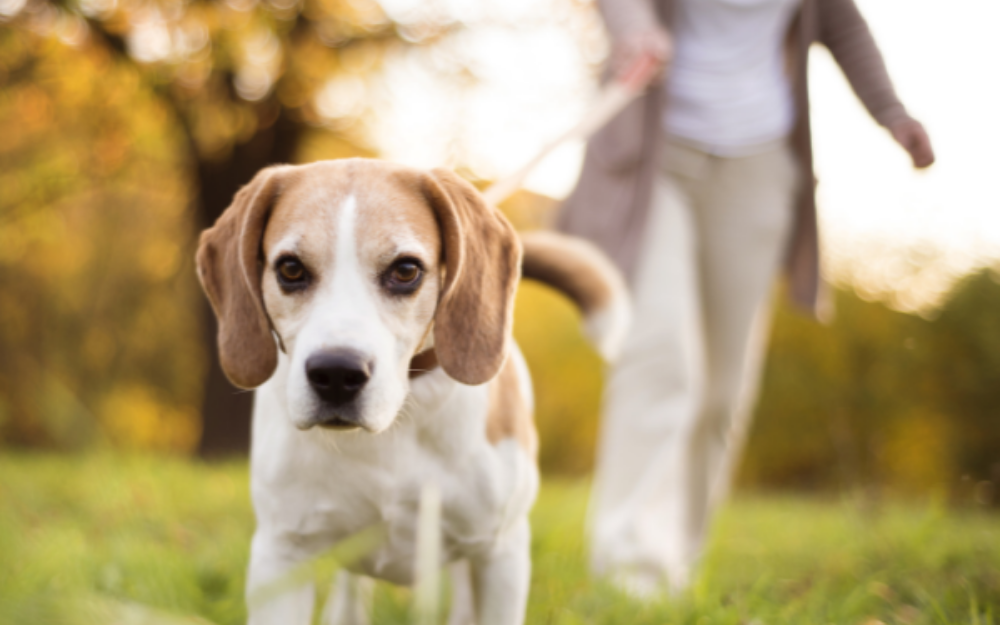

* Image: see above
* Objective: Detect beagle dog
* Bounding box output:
[196,159,629,625]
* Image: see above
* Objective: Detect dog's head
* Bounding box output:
[196,159,521,433]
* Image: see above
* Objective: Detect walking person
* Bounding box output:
[558,0,935,596]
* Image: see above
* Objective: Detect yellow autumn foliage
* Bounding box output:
[100,385,201,453]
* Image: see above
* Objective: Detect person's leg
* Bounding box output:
[679,144,799,565]
[588,146,708,595]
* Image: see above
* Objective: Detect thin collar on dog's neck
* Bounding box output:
[408,349,438,378]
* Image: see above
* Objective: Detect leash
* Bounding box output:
[481,54,662,207]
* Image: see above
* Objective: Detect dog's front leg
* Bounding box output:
[246,529,317,625]
[470,518,532,625]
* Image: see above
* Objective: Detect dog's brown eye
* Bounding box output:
[276,257,308,290]
[383,258,424,295]
[278,259,304,281]
[392,262,420,283]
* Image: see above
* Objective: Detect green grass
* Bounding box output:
[1,453,997,624]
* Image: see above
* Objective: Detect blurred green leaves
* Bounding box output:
[744,271,1000,499]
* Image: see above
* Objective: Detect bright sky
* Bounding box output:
[809,0,1000,309]
[372,0,1000,310]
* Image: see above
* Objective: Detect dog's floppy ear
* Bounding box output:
[423,168,522,386]
[195,166,287,389]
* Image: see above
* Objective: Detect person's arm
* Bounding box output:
[818,0,934,168]
[597,0,672,80]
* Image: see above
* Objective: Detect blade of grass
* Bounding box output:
[247,523,386,610]
[414,483,442,625]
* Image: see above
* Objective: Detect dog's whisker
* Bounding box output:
[396,396,419,426]
[387,413,408,432]
[392,402,417,431]
[324,432,343,454]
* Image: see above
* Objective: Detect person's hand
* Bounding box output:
[612,27,672,83]
[889,119,935,169]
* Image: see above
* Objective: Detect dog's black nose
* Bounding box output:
[305,349,372,406]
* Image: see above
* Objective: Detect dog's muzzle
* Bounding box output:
[304,348,372,429]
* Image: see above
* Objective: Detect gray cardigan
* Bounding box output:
[556,0,915,314]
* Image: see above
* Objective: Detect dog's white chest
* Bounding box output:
[250,369,538,586]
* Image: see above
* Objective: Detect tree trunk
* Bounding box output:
[197,307,256,457]
[196,107,303,457]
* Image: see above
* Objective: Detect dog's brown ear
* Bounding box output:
[423,168,522,385]
[195,167,287,389]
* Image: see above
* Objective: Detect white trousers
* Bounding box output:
[589,138,798,593]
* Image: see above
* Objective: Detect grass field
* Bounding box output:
[1,453,997,625]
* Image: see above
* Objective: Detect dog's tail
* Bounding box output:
[519,231,631,362]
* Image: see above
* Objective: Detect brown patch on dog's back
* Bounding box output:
[486,354,537,456]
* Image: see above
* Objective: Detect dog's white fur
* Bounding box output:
[196,159,629,625]
[264,194,414,434]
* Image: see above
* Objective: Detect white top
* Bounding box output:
[662,0,801,156]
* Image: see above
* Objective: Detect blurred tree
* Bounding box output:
[1,0,451,455]
[0,30,202,451]
[928,271,1000,490]
[743,270,1000,502]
